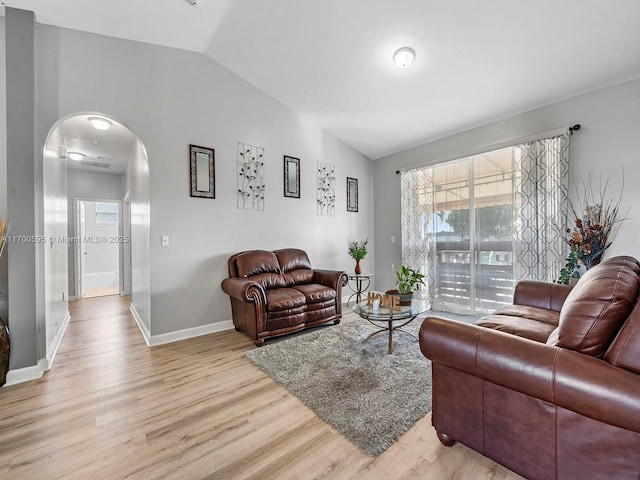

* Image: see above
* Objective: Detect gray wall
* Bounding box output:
[5,9,38,369]
[373,76,640,291]
[0,17,7,324]
[12,19,372,358]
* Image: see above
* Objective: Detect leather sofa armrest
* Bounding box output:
[313,269,348,291]
[513,280,574,312]
[420,316,640,433]
[221,277,266,304]
[554,349,640,434]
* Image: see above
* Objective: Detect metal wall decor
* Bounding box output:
[189,144,215,198]
[237,142,265,210]
[347,177,358,212]
[316,161,335,216]
[284,155,300,198]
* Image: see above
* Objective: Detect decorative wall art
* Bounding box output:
[189,144,215,199]
[284,155,300,198]
[317,161,335,216]
[237,142,265,210]
[347,177,358,212]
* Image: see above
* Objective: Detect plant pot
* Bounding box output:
[385,289,413,306]
[354,259,362,275]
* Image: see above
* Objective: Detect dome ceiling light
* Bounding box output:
[88,116,112,131]
[67,152,86,161]
[393,47,415,69]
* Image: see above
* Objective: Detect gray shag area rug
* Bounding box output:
[246,311,434,456]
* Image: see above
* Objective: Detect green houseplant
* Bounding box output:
[347,239,368,274]
[387,265,426,305]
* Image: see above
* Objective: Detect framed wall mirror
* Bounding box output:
[347,177,358,212]
[190,144,215,198]
[284,155,300,198]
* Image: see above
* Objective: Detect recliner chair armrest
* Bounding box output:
[420,316,640,433]
[313,269,348,291]
[221,277,266,304]
[513,280,573,312]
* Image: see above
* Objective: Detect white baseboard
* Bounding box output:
[130,303,151,347]
[148,320,234,347]
[5,358,48,386]
[4,310,71,387]
[68,295,77,301]
[45,310,70,371]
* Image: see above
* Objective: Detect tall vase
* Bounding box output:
[354,259,362,275]
[0,316,9,387]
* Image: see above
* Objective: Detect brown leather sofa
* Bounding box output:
[221,248,347,346]
[419,255,640,480]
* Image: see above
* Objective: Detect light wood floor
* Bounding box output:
[0,296,523,480]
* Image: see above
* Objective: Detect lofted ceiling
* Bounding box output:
[6,0,640,160]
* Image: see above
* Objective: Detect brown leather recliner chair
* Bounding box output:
[221,248,347,346]
[419,255,640,480]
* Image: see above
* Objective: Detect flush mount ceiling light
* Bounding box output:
[67,152,86,161]
[393,47,415,69]
[88,117,112,131]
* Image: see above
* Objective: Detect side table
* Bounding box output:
[346,274,374,305]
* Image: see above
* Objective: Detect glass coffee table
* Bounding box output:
[352,298,429,354]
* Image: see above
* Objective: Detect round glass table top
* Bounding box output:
[351,298,429,321]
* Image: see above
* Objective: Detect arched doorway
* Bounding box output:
[40,112,150,367]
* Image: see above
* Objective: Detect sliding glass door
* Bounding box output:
[431,148,515,313]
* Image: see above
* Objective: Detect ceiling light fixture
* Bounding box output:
[393,47,415,69]
[88,117,112,131]
[67,152,86,161]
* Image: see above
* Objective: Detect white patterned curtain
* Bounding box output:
[400,167,436,306]
[512,134,570,282]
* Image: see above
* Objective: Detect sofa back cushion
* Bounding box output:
[234,250,281,277]
[555,256,639,357]
[604,290,640,374]
[274,248,314,285]
[274,248,312,272]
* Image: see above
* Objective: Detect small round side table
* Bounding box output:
[346,274,374,305]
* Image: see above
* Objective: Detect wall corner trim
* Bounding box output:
[4,359,48,387]
[130,303,151,347]
[45,311,71,371]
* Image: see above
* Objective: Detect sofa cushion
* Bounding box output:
[556,258,639,357]
[266,288,306,312]
[274,248,312,272]
[292,284,336,303]
[604,296,640,374]
[235,250,281,278]
[476,314,557,343]
[251,272,287,290]
[492,305,560,327]
[283,269,314,286]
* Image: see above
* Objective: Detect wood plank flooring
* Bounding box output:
[0,296,523,479]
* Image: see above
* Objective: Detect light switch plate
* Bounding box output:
[161,235,169,247]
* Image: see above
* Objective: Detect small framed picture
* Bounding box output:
[190,144,215,199]
[347,177,358,212]
[284,155,300,198]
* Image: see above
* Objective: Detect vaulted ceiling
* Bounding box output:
[6,0,640,159]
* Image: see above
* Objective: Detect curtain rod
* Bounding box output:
[395,124,581,175]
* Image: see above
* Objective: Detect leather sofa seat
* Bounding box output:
[222,248,347,346]
[419,255,640,480]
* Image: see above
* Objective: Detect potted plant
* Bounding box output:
[387,265,426,305]
[347,238,368,274]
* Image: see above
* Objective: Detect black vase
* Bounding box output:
[0,316,9,386]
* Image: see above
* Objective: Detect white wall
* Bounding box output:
[66,169,122,296]
[42,129,68,358]
[373,76,640,291]
[123,139,151,332]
